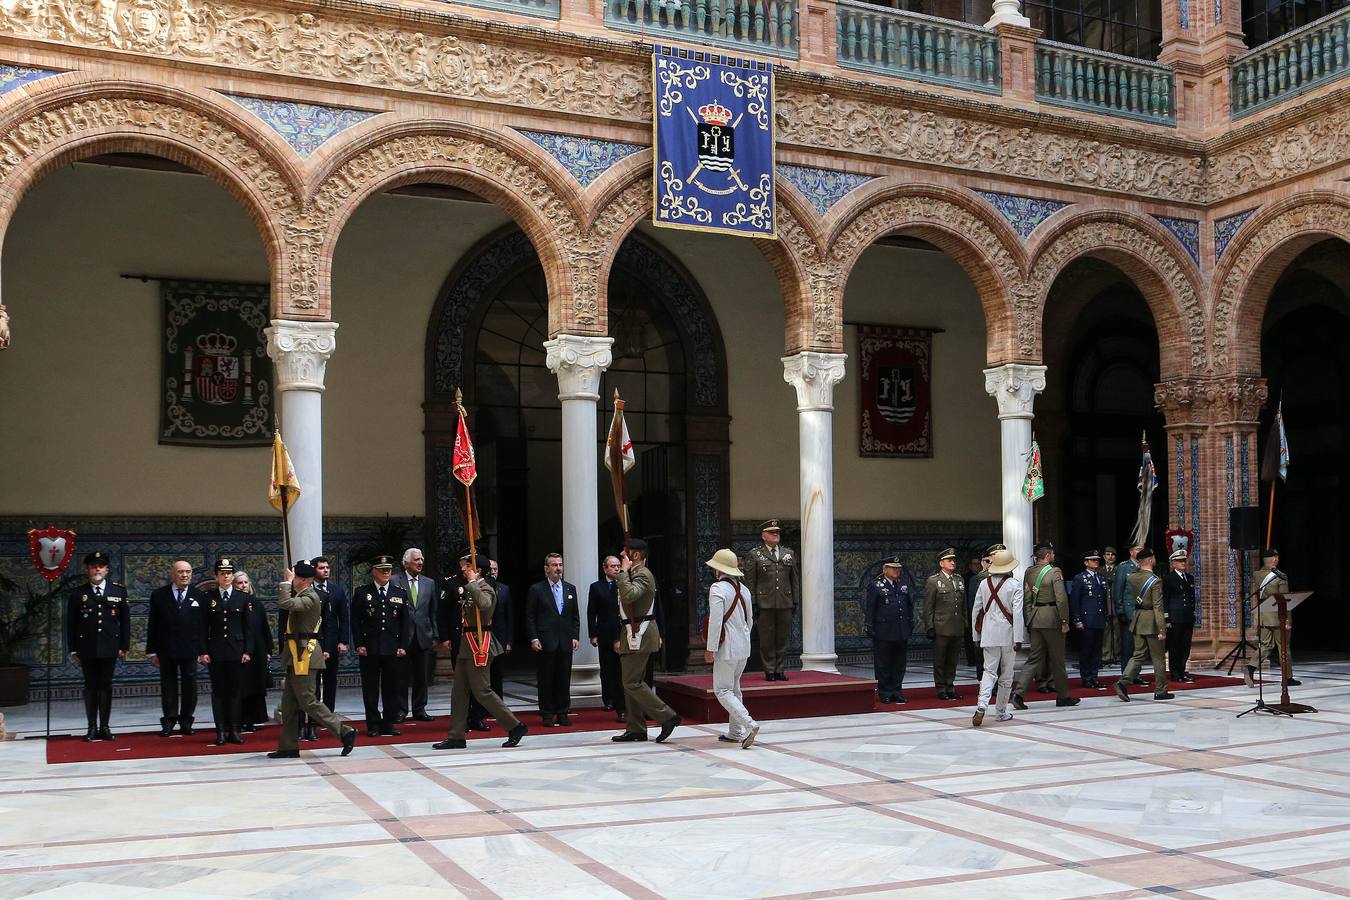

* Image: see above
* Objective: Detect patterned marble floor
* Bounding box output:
[3,663,1350,898]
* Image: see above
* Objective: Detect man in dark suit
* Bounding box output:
[200,558,258,746]
[486,559,513,703]
[1163,549,1197,682]
[392,547,438,722]
[526,552,580,727]
[66,551,130,741]
[146,559,206,736]
[588,555,624,721]
[352,555,412,736]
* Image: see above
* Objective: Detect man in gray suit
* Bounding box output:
[393,547,438,721]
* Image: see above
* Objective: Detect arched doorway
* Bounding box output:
[1259,239,1350,653]
[425,227,730,672]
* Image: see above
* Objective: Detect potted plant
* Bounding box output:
[0,571,72,706]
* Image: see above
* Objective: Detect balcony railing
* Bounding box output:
[606,0,799,56]
[836,1,1001,94]
[1231,7,1350,117]
[1035,40,1175,125]
[452,0,560,17]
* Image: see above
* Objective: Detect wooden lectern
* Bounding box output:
[1259,590,1315,715]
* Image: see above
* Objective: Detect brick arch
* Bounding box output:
[0,78,308,313]
[1026,209,1203,379]
[826,181,1027,365]
[304,120,588,330]
[1213,190,1350,376]
[583,159,827,351]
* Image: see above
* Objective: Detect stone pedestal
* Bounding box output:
[783,351,847,673]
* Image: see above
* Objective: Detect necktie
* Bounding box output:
[95,585,103,598]
[379,586,386,600]
[554,582,563,615]
[176,588,183,608]
[409,578,418,608]
[772,547,779,561]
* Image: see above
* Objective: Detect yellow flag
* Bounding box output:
[269,431,301,512]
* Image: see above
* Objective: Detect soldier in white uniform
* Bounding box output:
[971,548,1024,726]
[703,549,759,749]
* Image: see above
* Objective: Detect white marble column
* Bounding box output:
[265,319,338,565]
[544,334,614,695]
[782,351,847,674]
[983,363,1047,579]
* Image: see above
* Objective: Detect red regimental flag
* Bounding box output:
[453,405,477,487]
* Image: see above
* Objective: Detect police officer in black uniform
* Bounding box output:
[1068,550,1109,688]
[201,558,258,746]
[66,551,130,741]
[353,555,411,736]
[864,556,916,704]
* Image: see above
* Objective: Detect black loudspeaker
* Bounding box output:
[1229,506,1262,550]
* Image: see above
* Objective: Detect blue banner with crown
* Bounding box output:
[652,46,776,240]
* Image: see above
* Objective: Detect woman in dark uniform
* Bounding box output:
[234,570,275,732]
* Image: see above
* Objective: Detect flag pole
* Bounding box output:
[610,389,631,551]
[1265,398,1282,548]
[275,421,294,566]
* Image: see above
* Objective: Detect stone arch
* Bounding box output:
[1026,209,1204,378]
[584,159,827,352]
[304,120,588,331]
[826,181,1027,365]
[1213,190,1350,375]
[0,78,308,313]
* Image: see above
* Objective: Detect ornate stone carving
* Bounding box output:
[1213,199,1350,372]
[1153,375,1269,423]
[0,303,9,350]
[777,91,1206,204]
[0,1,649,120]
[983,363,1046,418]
[265,319,338,390]
[776,203,843,352]
[782,351,847,412]
[544,334,613,401]
[1205,100,1350,203]
[1028,219,1205,372]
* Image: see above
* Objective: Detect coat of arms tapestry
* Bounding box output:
[858,325,935,458]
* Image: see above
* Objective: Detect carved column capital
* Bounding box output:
[782,352,847,412]
[545,334,613,401]
[1213,375,1270,424]
[984,363,1047,419]
[265,319,338,392]
[0,304,10,351]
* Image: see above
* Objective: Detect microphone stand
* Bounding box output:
[1216,553,1260,675]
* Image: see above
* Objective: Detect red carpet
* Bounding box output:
[45,707,631,764]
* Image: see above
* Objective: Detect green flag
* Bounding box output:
[1022,440,1045,503]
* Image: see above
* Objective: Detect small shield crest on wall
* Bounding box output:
[28,527,77,582]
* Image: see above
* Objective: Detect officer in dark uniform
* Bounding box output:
[353,555,411,736]
[66,551,130,741]
[200,558,258,746]
[864,557,915,704]
[1163,549,1197,682]
[1068,550,1109,688]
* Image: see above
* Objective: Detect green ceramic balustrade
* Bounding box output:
[606,0,799,55]
[835,0,1001,94]
[1035,40,1175,125]
[1231,7,1350,117]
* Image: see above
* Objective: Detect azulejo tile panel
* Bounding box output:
[974,190,1071,239]
[1153,214,1201,265]
[1214,208,1258,262]
[0,63,59,94]
[518,130,645,187]
[223,94,380,157]
[778,164,876,216]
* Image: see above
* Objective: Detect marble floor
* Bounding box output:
[3,662,1350,898]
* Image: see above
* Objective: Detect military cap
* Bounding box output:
[985,543,1007,557]
[759,519,781,533]
[1083,549,1102,561]
[881,556,902,570]
[292,559,318,578]
[458,548,475,562]
[1261,548,1279,560]
[627,538,649,553]
[370,554,396,570]
[83,550,111,567]
[1169,548,1188,561]
[214,558,235,573]
[1104,545,1118,555]
[938,547,958,561]
[1136,547,1155,561]
[1034,541,1055,555]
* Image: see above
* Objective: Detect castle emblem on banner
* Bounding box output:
[653,46,776,239]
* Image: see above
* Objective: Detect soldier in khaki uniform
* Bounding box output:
[1013,543,1079,708]
[924,548,966,700]
[1100,546,1120,667]
[434,557,527,750]
[268,560,357,759]
[1248,548,1299,687]
[741,520,800,681]
[611,539,681,743]
[1114,548,1173,701]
